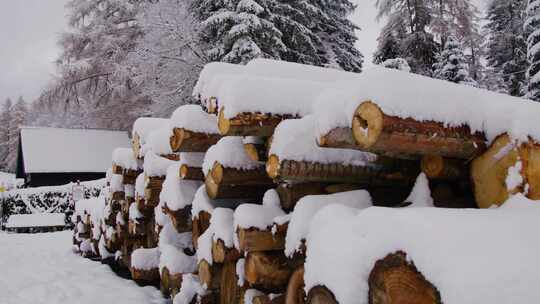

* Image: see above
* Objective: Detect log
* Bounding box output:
[237,227,286,253]
[128,219,147,237]
[199,259,222,290]
[212,239,241,263]
[253,295,271,304]
[218,108,296,137]
[164,205,192,233]
[180,164,205,181]
[211,162,273,186]
[267,155,419,186]
[306,286,338,304]
[368,251,441,304]
[351,101,486,160]
[144,176,165,208]
[245,251,292,291]
[112,164,124,175]
[286,266,305,304]
[130,267,160,284]
[123,169,140,185]
[220,261,244,304]
[170,127,221,152]
[244,140,268,162]
[276,183,328,212]
[161,267,183,298]
[420,155,468,180]
[112,191,125,201]
[430,182,476,209]
[163,153,180,161]
[193,211,212,249]
[471,134,520,208]
[205,175,270,200]
[318,127,358,151]
[132,132,142,159]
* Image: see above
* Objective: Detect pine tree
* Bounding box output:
[0,98,12,171]
[433,36,477,86]
[6,97,27,172]
[526,0,540,101]
[485,0,527,97]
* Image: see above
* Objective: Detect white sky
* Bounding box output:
[0,0,487,104]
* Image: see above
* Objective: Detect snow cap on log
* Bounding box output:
[143,151,177,177]
[170,105,220,134]
[193,62,245,102]
[270,116,376,165]
[112,147,139,171]
[173,274,207,304]
[284,190,372,257]
[110,173,124,192]
[131,247,160,271]
[158,223,193,251]
[133,117,170,157]
[202,137,261,176]
[179,152,205,168]
[129,202,144,222]
[160,163,202,212]
[304,195,540,304]
[160,243,197,275]
[191,185,249,220]
[210,208,235,248]
[147,128,175,156]
[135,173,146,199]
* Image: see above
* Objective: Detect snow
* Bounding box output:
[147,128,174,156]
[19,127,131,173]
[0,231,165,304]
[270,116,377,165]
[159,244,197,275]
[210,208,235,248]
[404,173,434,207]
[110,173,124,192]
[233,190,285,233]
[135,173,146,199]
[143,152,177,177]
[179,152,205,168]
[304,194,540,304]
[236,258,245,286]
[5,213,66,228]
[133,118,170,158]
[244,289,265,304]
[160,163,202,211]
[170,105,220,134]
[284,190,372,257]
[129,203,144,222]
[154,201,171,227]
[131,247,161,270]
[158,223,193,252]
[506,161,524,191]
[192,62,245,101]
[203,137,261,176]
[315,66,540,144]
[74,197,106,230]
[173,274,207,304]
[112,148,139,171]
[196,228,214,264]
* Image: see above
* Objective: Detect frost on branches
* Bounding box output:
[433,36,477,86]
[526,0,540,101]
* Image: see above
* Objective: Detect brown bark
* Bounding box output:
[245,251,292,291]
[123,169,140,185]
[161,267,183,298]
[286,266,305,304]
[170,127,221,152]
[318,127,358,151]
[112,191,125,201]
[220,261,244,304]
[192,211,212,250]
[199,259,222,290]
[218,108,297,137]
[205,175,271,200]
[132,132,142,159]
[130,267,160,284]
[244,142,268,162]
[211,162,273,185]
[421,155,468,180]
[267,155,419,186]
[352,101,486,160]
[128,219,146,237]
[212,239,241,263]
[237,226,286,253]
[164,205,192,233]
[180,165,205,181]
[368,251,441,304]
[276,183,328,212]
[144,176,165,208]
[112,164,124,175]
[306,286,338,304]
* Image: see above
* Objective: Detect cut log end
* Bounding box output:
[266,155,280,179]
[170,128,185,152]
[245,251,291,291]
[218,108,231,136]
[211,162,225,185]
[352,101,383,149]
[245,143,266,162]
[180,164,204,180]
[420,155,445,179]
[368,251,441,304]
[286,266,305,304]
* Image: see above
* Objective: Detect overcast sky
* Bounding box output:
[0,0,486,105]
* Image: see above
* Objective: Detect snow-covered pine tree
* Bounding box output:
[525,0,540,101]
[373,20,406,64]
[6,97,27,172]
[433,36,477,86]
[0,98,12,171]
[485,0,527,97]
[128,0,206,117]
[381,58,411,72]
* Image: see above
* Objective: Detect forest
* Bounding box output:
[0,0,539,173]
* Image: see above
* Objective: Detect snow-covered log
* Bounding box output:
[212,239,241,264]
[367,251,441,304]
[130,247,161,285]
[218,109,297,137]
[237,225,287,253]
[132,117,170,159]
[245,251,291,291]
[243,137,269,162]
[275,182,328,212]
[351,101,487,160]
[169,105,222,152]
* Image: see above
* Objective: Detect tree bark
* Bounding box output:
[112,164,124,175]
[170,127,221,152]
[192,211,212,250]
[352,101,486,160]
[286,266,305,304]
[237,226,286,253]
[180,164,204,181]
[318,127,359,151]
[218,108,296,137]
[245,251,292,292]
[212,239,241,263]
[276,182,328,212]
[220,261,244,304]
[164,205,192,233]
[205,175,270,200]
[211,162,273,186]
[199,260,222,290]
[368,251,441,304]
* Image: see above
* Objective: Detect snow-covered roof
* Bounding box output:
[5,213,65,228]
[19,127,130,174]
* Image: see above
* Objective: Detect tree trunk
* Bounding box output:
[267,155,419,186]
[218,108,296,137]
[180,164,204,181]
[245,251,292,292]
[211,162,273,186]
[212,239,241,263]
[205,175,270,200]
[352,101,486,160]
[220,261,245,304]
[286,266,305,304]
[368,251,441,304]
[144,176,165,208]
[199,260,222,290]
[170,127,222,152]
[306,286,337,304]
[420,155,468,180]
[237,226,286,253]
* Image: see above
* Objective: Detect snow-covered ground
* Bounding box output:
[0,231,166,304]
